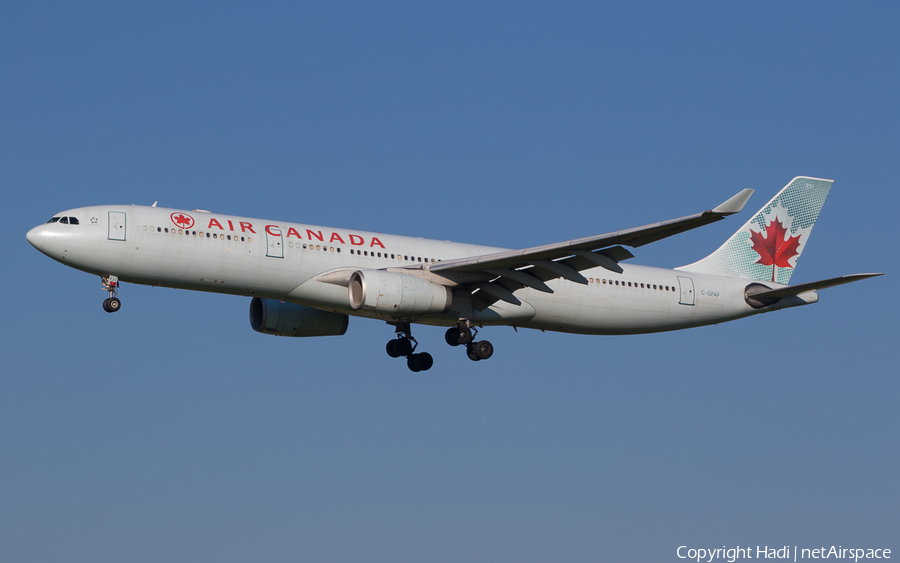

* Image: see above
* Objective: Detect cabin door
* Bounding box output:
[677,276,695,306]
[266,227,284,258]
[108,211,126,241]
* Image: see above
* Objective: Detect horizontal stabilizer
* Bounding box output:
[745,273,883,307]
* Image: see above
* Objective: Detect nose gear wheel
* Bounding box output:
[100,275,122,313]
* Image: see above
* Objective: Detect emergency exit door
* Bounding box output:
[108,211,126,241]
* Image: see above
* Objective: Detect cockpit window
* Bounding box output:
[59,217,69,224]
[46,217,60,224]
[69,217,79,225]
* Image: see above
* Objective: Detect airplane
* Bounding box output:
[26,176,881,371]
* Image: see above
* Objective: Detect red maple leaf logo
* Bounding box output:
[749,216,801,281]
[171,212,194,229]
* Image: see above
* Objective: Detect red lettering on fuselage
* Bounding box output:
[370,237,385,249]
[307,229,324,242]
[208,218,224,230]
[330,232,345,244]
[286,227,302,238]
[239,222,256,233]
[227,220,234,231]
[265,225,281,236]
[349,234,364,245]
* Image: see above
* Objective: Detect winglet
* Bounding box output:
[711,188,754,214]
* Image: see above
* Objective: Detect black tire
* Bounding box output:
[407,355,422,372]
[107,297,121,312]
[456,326,473,345]
[473,340,493,360]
[386,340,402,358]
[395,338,413,356]
[445,327,461,347]
[414,352,433,371]
[102,298,111,312]
[466,345,480,361]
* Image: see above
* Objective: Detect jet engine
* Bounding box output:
[348,270,452,315]
[249,297,349,337]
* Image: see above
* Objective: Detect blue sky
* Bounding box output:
[2,3,897,561]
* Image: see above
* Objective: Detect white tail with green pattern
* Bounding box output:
[678,176,832,284]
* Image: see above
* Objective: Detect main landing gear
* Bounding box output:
[385,320,494,371]
[445,321,493,362]
[101,275,122,313]
[386,322,434,372]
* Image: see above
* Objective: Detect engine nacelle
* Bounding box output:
[348,270,452,315]
[249,297,349,337]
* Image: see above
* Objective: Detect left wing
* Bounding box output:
[427,188,754,308]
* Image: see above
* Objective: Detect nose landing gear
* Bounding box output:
[386,322,433,372]
[101,275,122,313]
[446,321,493,362]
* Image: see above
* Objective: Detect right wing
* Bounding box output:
[426,188,754,308]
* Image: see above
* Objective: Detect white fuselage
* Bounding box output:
[27,205,809,335]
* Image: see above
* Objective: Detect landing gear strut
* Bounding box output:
[101,275,122,313]
[386,322,433,372]
[446,321,493,362]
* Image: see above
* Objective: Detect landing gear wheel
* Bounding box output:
[456,326,473,345]
[395,338,412,356]
[106,297,121,313]
[102,298,111,312]
[407,352,433,372]
[466,345,480,362]
[445,327,461,347]
[472,340,493,360]
[387,338,413,358]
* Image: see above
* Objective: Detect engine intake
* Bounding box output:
[249,297,349,337]
[348,270,452,315]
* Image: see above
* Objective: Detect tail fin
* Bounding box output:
[677,176,832,284]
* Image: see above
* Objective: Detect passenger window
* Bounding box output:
[60,217,69,224]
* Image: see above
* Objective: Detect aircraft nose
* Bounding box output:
[26,225,46,249]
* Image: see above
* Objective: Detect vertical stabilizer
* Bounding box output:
[677,176,832,284]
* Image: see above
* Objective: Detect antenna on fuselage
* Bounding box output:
[152,201,158,207]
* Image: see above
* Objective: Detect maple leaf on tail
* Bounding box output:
[749,216,802,281]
